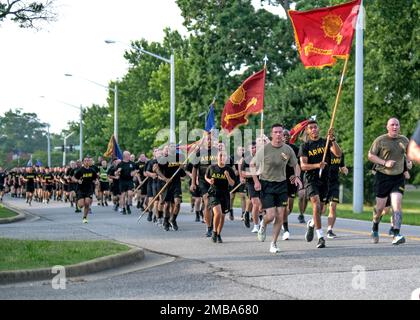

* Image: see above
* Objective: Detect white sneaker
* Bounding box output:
[269,242,280,253]
[392,235,406,245]
[257,224,266,242]
[282,231,290,241]
[251,225,259,233]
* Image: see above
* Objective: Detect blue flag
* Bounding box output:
[104,135,123,160]
[205,104,215,132]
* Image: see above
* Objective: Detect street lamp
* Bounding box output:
[64,73,119,142]
[62,132,75,166]
[46,123,51,167]
[105,39,175,143]
[40,96,83,161]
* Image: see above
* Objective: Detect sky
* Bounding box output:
[0,0,286,134]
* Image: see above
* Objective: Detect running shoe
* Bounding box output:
[170,219,178,231]
[305,219,314,242]
[126,206,131,215]
[298,214,306,224]
[316,237,326,248]
[251,224,259,233]
[82,218,88,224]
[217,235,223,243]
[206,227,212,237]
[327,230,337,239]
[147,211,153,222]
[269,242,280,253]
[282,231,290,241]
[388,227,394,236]
[257,224,266,242]
[244,212,250,228]
[212,231,217,243]
[392,235,406,245]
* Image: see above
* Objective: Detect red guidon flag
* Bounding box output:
[288,0,361,69]
[289,119,310,144]
[221,68,266,134]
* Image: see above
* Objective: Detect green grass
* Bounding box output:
[182,185,420,226]
[0,206,18,219]
[0,239,131,271]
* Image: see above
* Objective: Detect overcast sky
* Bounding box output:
[0,0,285,134]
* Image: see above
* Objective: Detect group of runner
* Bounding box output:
[1,116,414,253]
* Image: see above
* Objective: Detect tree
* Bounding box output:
[0,0,56,28]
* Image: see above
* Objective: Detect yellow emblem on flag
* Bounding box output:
[229,85,246,105]
[321,14,343,45]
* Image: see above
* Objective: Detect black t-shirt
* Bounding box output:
[286,143,300,179]
[43,173,54,185]
[329,153,345,183]
[24,172,36,187]
[116,161,136,181]
[193,147,219,180]
[0,172,6,185]
[136,161,147,180]
[145,159,158,180]
[241,155,255,184]
[205,164,235,196]
[298,138,331,183]
[157,153,186,182]
[74,167,98,193]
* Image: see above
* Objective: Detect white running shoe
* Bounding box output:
[269,242,280,253]
[392,235,406,245]
[257,224,266,242]
[251,224,259,233]
[282,231,290,241]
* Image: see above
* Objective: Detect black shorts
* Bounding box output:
[45,185,53,193]
[119,180,134,193]
[374,172,405,198]
[147,180,154,198]
[198,179,210,196]
[327,181,340,203]
[260,180,288,209]
[161,180,182,203]
[0,185,4,192]
[26,185,35,193]
[287,179,298,198]
[77,190,94,200]
[246,182,260,199]
[69,183,78,193]
[209,192,230,214]
[152,180,165,197]
[190,184,202,198]
[111,182,120,196]
[140,182,148,196]
[305,178,328,203]
[99,181,110,192]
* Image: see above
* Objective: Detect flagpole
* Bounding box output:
[319,56,350,178]
[261,55,268,138]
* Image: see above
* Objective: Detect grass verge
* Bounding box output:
[0,239,131,271]
[0,206,18,219]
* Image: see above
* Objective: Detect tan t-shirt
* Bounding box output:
[369,134,409,175]
[252,143,298,182]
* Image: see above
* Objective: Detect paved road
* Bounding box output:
[1,197,420,300]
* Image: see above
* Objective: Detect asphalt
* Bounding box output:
[0,197,419,300]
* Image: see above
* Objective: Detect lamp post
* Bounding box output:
[64,74,119,142]
[40,96,83,161]
[63,132,75,166]
[46,123,51,167]
[105,39,175,143]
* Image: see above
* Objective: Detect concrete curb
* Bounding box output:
[0,203,26,224]
[0,247,145,285]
